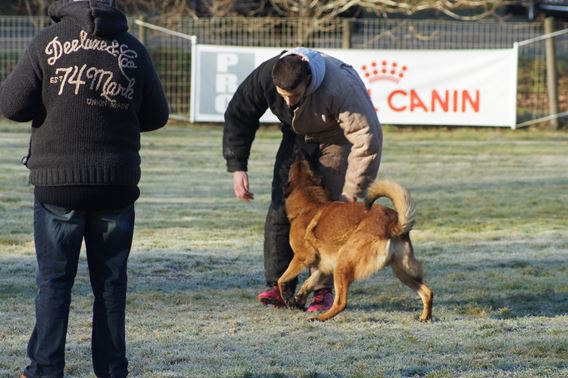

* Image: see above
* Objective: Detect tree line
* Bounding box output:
[5,0,516,21]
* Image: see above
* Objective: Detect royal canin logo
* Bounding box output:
[361,61,407,84]
[361,59,480,114]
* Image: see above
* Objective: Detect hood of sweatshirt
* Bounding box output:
[280,47,326,97]
[48,0,128,37]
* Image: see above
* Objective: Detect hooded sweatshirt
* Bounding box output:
[0,0,169,209]
[280,47,326,97]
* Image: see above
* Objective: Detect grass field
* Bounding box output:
[0,121,567,378]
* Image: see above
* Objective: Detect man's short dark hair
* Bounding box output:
[272,55,311,91]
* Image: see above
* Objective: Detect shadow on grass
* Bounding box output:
[3,243,567,320]
[343,287,568,321]
[332,249,568,320]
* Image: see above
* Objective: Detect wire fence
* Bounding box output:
[1,16,567,127]
[516,29,568,126]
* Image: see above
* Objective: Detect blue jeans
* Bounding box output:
[24,201,135,378]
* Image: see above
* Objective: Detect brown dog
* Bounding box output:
[278,154,433,322]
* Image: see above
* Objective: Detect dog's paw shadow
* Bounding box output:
[354,297,418,312]
[347,299,431,323]
[285,302,306,312]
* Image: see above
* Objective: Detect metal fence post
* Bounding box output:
[139,15,147,45]
[342,19,352,49]
[544,17,559,129]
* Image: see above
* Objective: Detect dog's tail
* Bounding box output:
[365,179,416,236]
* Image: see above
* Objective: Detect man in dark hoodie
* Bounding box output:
[0,0,169,377]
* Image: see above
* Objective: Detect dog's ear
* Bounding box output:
[292,148,309,163]
[285,159,305,198]
[310,174,322,187]
[284,181,293,197]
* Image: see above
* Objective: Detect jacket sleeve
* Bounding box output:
[0,48,42,122]
[222,57,277,172]
[139,51,169,132]
[336,80,383,198]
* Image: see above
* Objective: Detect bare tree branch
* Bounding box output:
[268,0,514,20]
[3,0,516,21]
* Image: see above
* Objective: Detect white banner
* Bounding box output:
[190,44,518,127]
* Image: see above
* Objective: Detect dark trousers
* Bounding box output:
[263,127,318,287]
[24,201,134,378]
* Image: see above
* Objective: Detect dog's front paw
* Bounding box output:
[279,284,295,307]
[288,295,306,311]
[284,299,299,310]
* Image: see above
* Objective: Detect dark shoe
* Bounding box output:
[307,288,333,312]
[257,286,285,307]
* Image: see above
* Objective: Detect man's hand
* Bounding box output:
[339,192,356,203]
[233,171,254,202]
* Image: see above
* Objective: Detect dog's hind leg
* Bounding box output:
[391,239,433,322]
[311,262,354,321]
